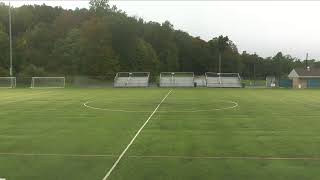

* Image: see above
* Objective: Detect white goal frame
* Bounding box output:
[114,72,150,87]
[31,77,66,88]
[160,72,195,87]
[0,77,16,88]
[205,72,242,88]
[266,76,277,87]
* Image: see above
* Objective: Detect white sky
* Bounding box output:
[2,1,320,60]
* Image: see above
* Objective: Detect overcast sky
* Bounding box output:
[3,1,320,60]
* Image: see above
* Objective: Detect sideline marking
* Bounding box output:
[0,152,114,157]
[101,90,173,180]
[127,155,320,161]
[1,152,320,161]
[0,91,53,105]
[83,100,238,113]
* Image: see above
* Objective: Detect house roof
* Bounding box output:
[289,67,320,78]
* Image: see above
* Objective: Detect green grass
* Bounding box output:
[1,88,320,180]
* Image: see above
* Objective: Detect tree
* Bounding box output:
[78,16,119,76]
[130,38,159,72]
[0,23,9,73]
[89,0,110,12]
[51,28,81,75]
[216,36,229,73]
[21,22,55,70]
[0,3,311,80]
[209,36,231,73]
[18,64,46,77]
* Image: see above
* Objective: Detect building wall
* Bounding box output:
[292,78,307,88]
[292,78,299,88]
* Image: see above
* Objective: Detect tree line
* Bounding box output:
[0,0,318,80]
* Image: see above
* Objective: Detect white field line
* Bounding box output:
[165,101,238,113]
[0,93,36,101]
[101,89,173,180]
[0,152,114,157]
[0,91,52,101]
[127,155,320,161]
[83,101,149,113]
[0,91,53,105]
[83,100,238,113]
[1,152,320,161]
[0,135,31,138]
[279,94,320,108]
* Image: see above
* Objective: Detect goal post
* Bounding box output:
[114,72,150,87]
[0,77,16,88]
[160,72,194,87]
[206,72,242,88]
[31,77,65,88]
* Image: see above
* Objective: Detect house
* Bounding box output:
[288,67,320,88]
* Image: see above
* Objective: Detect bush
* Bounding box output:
[18,64,46,77]
[0,66,9,76]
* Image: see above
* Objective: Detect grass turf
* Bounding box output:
[0,88,320,180]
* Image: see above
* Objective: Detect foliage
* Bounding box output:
[18,64,46,77]
[0,1,310,79]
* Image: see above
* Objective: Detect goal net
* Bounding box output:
[31,77,65,88]
[114,72,150,87]
[0,77,16,88]
[266,76,277,87]
[160,72,194,87]
[206,73,242,88]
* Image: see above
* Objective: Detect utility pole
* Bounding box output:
[218,53,221,74]
[305,53,309,69]
[253,63,256,85]
[253,52,257,85]
[8,0,13,77]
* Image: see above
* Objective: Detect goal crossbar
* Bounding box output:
[205,72,242,88]
[31,77,66,88]
[114,72,150,87]
[160,72,194,87]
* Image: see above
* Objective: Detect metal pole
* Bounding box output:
[218,53,221,74]
[253,63,256,85]
[9,1,13,77]
[305,53,309,68]
[253,52,256,85]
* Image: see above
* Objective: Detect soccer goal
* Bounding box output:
[114,72,150,87]
[266,76,277,87]
[0,77,16,88]
[31,77,65,88]
[160,72,194,87]
[206,72,242,88]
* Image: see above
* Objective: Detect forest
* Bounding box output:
[0,0,318,80]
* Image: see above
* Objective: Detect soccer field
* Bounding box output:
[0,88,320,180]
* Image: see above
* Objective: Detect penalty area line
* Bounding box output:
[101,89,173,180]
